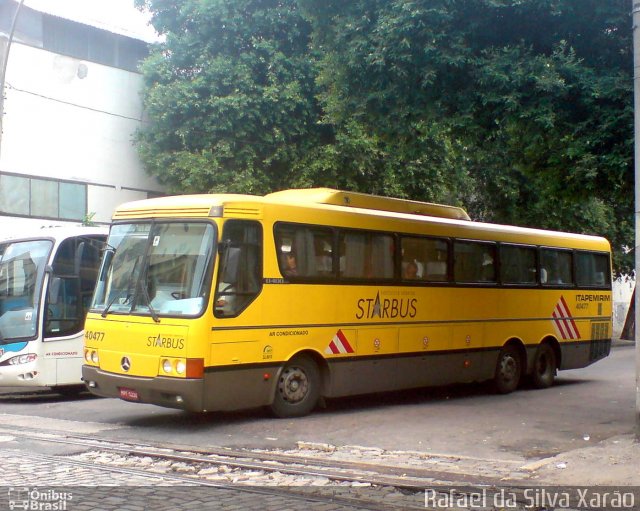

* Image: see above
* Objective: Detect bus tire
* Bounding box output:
[270,356,321,418]
[493,345,521,394]
[531,343,556,389]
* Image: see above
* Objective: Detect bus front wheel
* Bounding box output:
[531,343,556,389]
[494,345,521,394]
[270,356,321,418]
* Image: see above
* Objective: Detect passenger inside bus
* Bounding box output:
[283,252,298,276]
[403,260,419,280]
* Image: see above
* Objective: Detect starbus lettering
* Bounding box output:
[146,334,185,350]
[356,292,417,320]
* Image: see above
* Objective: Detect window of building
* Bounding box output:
[0,3,43,46]
[41,13,148,72]
[30,179,58,218]
[0,174,29,215]
[0,173,86,221]
[59,182,86,220]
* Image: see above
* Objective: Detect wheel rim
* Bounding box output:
[499,354,519,384]
[536,353,549,376]
[278,365,309,404]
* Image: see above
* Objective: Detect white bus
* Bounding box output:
[0,226,106,394]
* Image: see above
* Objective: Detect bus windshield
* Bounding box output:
[91,222,216,318]
[0,239,52,342]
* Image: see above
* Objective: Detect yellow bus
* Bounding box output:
[82,188,612,417]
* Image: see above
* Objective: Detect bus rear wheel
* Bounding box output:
[531,343,556,389]
[270,356,320,418]
[494,345,521,394]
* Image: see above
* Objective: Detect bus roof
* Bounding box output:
[110,189,609,250]
[112,188,470,221]
[0,225,107,243]
[265,188,471,221]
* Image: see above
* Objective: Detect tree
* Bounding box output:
[136,0,633,269]
[298,0,633,268]
[134,0,324,194]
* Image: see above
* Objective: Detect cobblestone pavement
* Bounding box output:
[0,449,394,511]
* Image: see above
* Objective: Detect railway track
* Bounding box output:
[0,426,513,510]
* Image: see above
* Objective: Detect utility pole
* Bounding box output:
[0,0,25,162]
[633,0,640,439]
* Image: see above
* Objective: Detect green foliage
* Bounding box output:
[298,0,633,270]
[82,212,97,227]
[135,0,324,194]
[136,0,633,270]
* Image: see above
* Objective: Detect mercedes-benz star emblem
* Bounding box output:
[121,357,131,372]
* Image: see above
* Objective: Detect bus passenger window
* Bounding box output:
[575,251,610,288]
[454,241,496,283]
[274,224,334,279]
[540,249,573,286]
[500,245,536,285]
[340,231,394,280]
[401,236,448,282]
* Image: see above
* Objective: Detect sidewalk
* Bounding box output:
[518,434,640,485]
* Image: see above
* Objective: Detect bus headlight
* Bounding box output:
[91,350,99,364]
[175,360,186,375]
[162,359,172,374]
[6,354,37,365]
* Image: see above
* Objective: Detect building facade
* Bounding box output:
[0,0,164,234]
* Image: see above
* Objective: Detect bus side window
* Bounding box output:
[340,231,393,280]
[454,241,496,283]
[500,244,536,285]
[401,236,448,282]
[575,251,610,288]
[274,224,334,279]
[540,248,573,286]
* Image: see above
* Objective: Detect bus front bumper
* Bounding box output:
[82,365,204,412]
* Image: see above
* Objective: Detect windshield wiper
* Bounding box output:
[137,270,160,323]
[101,256,139,318]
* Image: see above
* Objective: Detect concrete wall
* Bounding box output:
[613,274,635,339]
[0,41,163,224]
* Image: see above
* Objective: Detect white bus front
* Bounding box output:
[0,231,105,391]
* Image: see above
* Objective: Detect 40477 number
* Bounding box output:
[84,330,105,342]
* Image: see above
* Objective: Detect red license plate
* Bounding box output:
[119,387,139,401]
